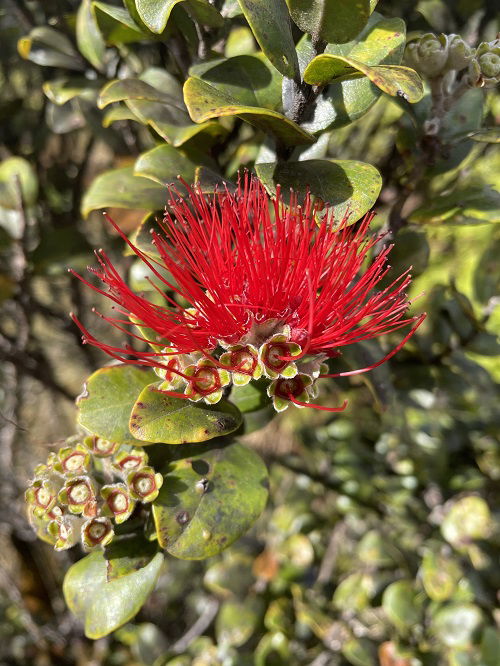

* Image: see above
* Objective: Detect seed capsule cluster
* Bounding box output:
[25,435,163,551]
[152,320,328,412]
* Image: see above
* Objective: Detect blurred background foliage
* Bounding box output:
[0,0,499,664]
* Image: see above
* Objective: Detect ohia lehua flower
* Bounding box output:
[71,176,424,412]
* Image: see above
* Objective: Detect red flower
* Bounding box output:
[71,175,424,411]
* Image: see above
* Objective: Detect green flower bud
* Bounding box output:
[33,452,58,477]
[47,515,82,551]
[81,517,114,550]
[54,444,91,476]
[83,434,120,458]
[25,478,59,517]
[446,34,474,71]
[127,466,163,503]
[467,41,500,88]
[405,33,449,78]
[113,448,149,475]
[101,483,136,523]
[58,476,97,516]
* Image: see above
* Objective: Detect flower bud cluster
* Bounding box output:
[405,33,500,88]
[25,435,163,551]
[405,33,473,79]
[466,39,500,88]
[153,319,328,412]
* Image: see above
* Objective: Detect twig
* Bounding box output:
[171,597,219,653]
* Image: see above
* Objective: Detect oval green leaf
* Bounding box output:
[0,157,38,210]
[255,159,382,222]
[105,534,160,581]
[296,15,406,132]
[287,0,371,44]
[63,550,164,639]
[304,57,423,102]
[237,0,299,78]
[81,166,167,217]
[77,364,158,444]
[135,0,183,33]
[134,144,198,185]
[152,441,268,558]
[183,55,315,146]
[93,2,149,44]
[76,0,106,70]
[129,383,243,444]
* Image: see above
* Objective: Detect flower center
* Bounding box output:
[68,482,90,504]
[35,487,51,507]
[109,491,128,514]
[230,348,257,375]
[275,376,305,400]
[133,475,154,497]
[64,453,85,472]
[262,343,289,372]
[193,367,220,395]
[94,437,114,455]
[119,456,142,470]
[88,521,108,542]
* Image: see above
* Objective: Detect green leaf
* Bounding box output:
[304,58,423,102]
[43,78,101,106]
[382,580,423,630]
[420,551,461,602]
[230,380,270,413]
[98,78,179,107]
[287,0,371,44]
[63,550,164,639]
[102,105,140,127]
[81,166,167,217]
[93,2,149,44]
[134,144,198,186]
[99,78,223,146]
[76,0,106,70]
[152,441,268,558]
[432,604,484,648]
[255,159,382,222]
[135,0,183,33]
[17,27,84,70]
[187,0,223,28]
[129,383,243,444]
[184,55,315,146]
[296,14,406,132]
[441,496,492,548]
[236,0,299,78]
[77,365,158,445]
[0,157,38,210]
[105,534,160,581]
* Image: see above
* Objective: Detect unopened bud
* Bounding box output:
[446,34,474,71]
[127,466,163,503]
[58,476,97,516]
[25,478,60,517]
[82,517,114,550]
[84,435,119,458]
[405,33,449,78]
[101,483,136,523]
[48,515,82,551]
[468,40,500,87]
[54,444,90,476]
[113,448,148,475]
